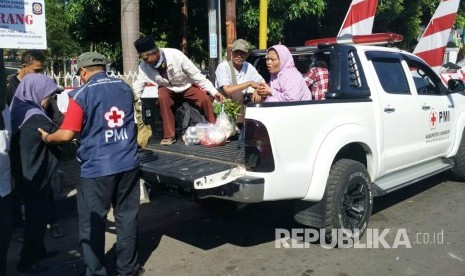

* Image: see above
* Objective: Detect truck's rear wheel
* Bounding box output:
[325,159,372,243]
[451,131,465,181]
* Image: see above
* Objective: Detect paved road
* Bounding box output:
[6,168,465,275]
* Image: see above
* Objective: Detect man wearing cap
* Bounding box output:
[38,52,142,276]
[133,35,224,145]
[215,39,264,126]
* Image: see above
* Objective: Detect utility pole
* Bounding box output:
[225,0,236,60]
[181,0,188,54]
[208,0,218,82]
[259,0,268,49]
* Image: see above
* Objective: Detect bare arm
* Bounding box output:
[38,128,76,144]
[222,81,260,96]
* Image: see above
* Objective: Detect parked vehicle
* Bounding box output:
[139,34,465,240]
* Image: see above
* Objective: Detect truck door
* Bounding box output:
[367,52,422,172]
[403,56,454,160]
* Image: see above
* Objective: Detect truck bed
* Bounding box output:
[139,138,245,197]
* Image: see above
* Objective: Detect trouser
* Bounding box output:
[10,187,23,229]
[158,86,216,139]
[77,168,140,276]
[12,183,58,228]
[221,90,245,124]
[0,194,12,276]
[47,185,57,225]
[20,184,50,264]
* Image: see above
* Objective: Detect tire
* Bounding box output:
[451,131,465,181]
[324,159,373,243]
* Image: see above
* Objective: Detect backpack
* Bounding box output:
[175,102,208,136]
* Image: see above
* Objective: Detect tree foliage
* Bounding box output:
[45,0,80,73]
[44,0,465,73]
[237,0,326,47]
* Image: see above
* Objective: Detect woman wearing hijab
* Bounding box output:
[9,73,60,273]
[0,72,13,276]
[253,44,312,102]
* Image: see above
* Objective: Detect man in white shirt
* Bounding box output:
[0,101,12,276]
[215,39,264,125]
[133,35,224,145]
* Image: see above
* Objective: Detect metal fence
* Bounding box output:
[47,71,139,88]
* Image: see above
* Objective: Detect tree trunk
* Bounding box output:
[121,0,140,73]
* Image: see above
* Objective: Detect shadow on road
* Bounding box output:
[133,195,299,266]
[372,171,449,215]
[131,171,453,268]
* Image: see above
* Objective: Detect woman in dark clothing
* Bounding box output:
[9,73,61,273]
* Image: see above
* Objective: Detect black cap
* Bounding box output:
[134,35,158,53]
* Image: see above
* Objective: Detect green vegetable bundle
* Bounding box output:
[213,99,240,120]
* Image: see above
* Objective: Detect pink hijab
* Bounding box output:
[265,45,312,102]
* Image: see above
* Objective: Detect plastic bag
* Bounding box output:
[215,107,236,138]
[200,125,227,147]
[182,123,210,145]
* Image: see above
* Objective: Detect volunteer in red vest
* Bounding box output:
[38,52,143,276]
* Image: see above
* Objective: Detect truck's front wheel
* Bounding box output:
[325,159,373,242]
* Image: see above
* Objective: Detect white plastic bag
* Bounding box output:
[182,123,210,145]
[215,107,236,139]
[200,125,226,147]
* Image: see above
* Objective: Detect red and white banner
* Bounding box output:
[413,0,460,74]
[0,0,47,49]
[338,0,378,37]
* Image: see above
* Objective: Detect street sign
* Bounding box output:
[0,0,47,49]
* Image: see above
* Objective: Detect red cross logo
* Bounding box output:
[105,106,125,128]
[429,110,437,129]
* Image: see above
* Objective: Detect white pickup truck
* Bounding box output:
[138,38,465,238]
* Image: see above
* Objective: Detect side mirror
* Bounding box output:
[448,79,465,93]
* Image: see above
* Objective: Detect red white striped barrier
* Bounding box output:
[413,0,460,74]
[338,0,378,37]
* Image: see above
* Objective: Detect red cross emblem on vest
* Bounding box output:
[429,109,437,129]
[104,106,125,128]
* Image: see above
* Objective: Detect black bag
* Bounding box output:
[175,102,208,136]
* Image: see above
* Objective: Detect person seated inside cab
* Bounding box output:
[303,60,329,100]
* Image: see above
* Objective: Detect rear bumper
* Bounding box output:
[195,176,264,203]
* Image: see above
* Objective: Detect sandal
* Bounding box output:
[160,138,176,145]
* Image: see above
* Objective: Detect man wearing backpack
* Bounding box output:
[215,39,264,127]
[133,35,224,145]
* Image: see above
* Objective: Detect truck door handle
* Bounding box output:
[422,105,431,110]
[384,107,395,113]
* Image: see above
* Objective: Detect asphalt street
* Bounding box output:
[6,160,465,276]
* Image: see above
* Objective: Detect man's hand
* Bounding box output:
[38,128,49,142]
[214,92,225,102]
[249,82,260,89]
[257,82,272,97]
